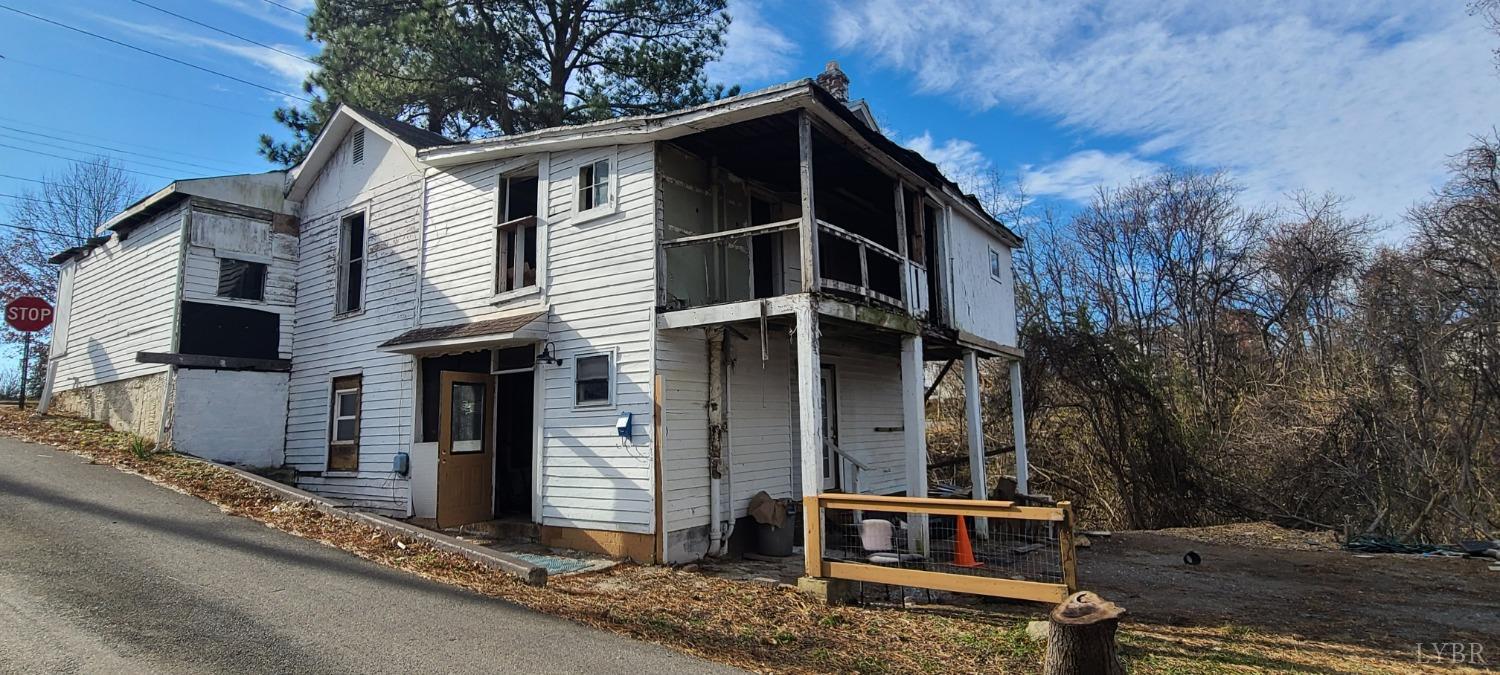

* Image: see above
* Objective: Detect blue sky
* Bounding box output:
[2,0,1498,238]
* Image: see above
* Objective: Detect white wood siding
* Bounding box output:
[659,323,908,529]
[947,209,1018,348]
[51,205,183,392]
[180,207,297,359]
[285,125,421,513]
[537,143,657,533]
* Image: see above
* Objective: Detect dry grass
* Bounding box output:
[0,407,1476,674]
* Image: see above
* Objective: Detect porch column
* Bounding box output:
[797,110,820,293]
[963,350,990,536]
[900,334,928,553]
[1010,359,1029,495]
[795,297,824,577]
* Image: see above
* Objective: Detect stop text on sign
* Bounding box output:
[5,296,54,332]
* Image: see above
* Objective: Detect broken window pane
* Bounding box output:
[217,258,267,301]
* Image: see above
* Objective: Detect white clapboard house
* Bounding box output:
[42,172,298,467]
[45,65,1027,563]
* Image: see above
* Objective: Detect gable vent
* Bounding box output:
[351,128,365,164]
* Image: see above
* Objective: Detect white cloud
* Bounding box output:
[1021,150,1163,202]
[207,0,311,36]
[708,0,798,84]
[93,16,315,98]
[902,132,991,193]
[830,1,1500,219]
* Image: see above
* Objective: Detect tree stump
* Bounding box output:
[1042,591,1126,675]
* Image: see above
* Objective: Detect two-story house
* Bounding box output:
[45,65,1027,564]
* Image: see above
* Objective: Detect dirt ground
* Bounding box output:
[1074,528,1500,650]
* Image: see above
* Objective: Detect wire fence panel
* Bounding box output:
[805,494,1077,603]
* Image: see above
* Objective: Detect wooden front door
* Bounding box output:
[437,371,494,528]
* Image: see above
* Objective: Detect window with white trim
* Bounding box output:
[988,247,1004,282]
[328,374,361,471]
[576,158,611,213]
[573,352,614,407]
[336,211,366,314]
[494,175,539,295]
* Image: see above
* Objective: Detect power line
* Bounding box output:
[0,220,82,240]
[0,115,259,168]
[259,0,312,19]
[0,192,118,214]
[0,143,177,181]
[0,132,212,178]
[0,125,241,174]
[0,4,313,103]
[0,174,44,185]
[0,56,267,120]
[126,0,317,66]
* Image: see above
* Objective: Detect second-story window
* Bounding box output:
[577,158,611,213]
[337,211,366,314]
[495,175,539,295]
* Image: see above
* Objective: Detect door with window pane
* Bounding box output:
[437,371,494,527]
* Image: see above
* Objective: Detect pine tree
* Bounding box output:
[260,0,736,166]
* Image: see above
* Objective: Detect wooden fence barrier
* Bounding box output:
[804,493,1078,603]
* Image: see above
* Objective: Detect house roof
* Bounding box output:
[50,172,288,265]
[342,104,452,149]
[286,104,452,202]
[413,80,1020,246]
[377,311,549,354]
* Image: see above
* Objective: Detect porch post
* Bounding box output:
[795,297,824,577]
[963,350,990,537]
[900,334,928,553]
[797,110,820,293]
[1010,359,1029,495]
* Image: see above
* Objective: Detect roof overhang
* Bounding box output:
[377,311,549,355]
[286,105,440,202]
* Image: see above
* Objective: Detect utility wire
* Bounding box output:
[126,0,317,66]
[259,0,312,19]
[0,173,44,185]
[0,220,82,240]
[0,192,116,213]
[0,4,313,103]
[0,125,240,174]
[0,115,257,168]
[0,56,266,120]
[0,132,212,178]
[0,143,177,181]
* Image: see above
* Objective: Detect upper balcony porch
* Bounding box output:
[654,109,964,342]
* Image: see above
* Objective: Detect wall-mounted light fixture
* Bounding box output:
[535,341,563,366]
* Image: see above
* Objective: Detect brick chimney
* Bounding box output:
[815,60,850,102]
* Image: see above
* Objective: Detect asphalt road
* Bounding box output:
[0,436,739,674]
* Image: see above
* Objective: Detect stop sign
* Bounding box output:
[5,296,54,332]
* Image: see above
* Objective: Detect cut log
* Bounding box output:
[1043,591,1126,675]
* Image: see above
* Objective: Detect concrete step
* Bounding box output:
[457,519,539,542]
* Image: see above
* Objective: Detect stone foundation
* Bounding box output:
[49,372,168,441]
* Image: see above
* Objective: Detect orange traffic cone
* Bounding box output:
[952,516,984,568]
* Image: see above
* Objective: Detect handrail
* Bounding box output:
[824,438,871,471]
[661,218,800,249]
[816,219,902,261]
[813,493,1065,521]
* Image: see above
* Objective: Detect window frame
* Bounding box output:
[573,149,619,223]
[334,207,369,317]
[571,349,616,409]
[492,173,541,302]
[216,257,268,301]
[988,246,1004,283]
[327,373,362,473]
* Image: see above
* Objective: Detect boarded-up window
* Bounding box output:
[178,301,279,360]
[217,258,266,300]
[328,374,361,471]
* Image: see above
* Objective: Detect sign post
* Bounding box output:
[5,296,54,409]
